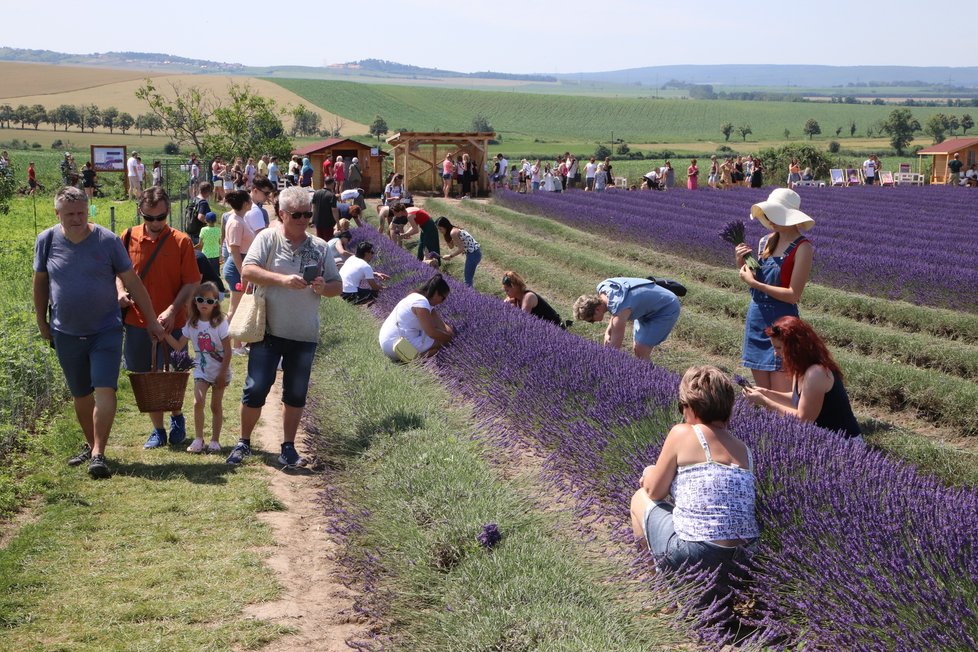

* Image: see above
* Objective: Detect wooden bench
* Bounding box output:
[893,172,924,186]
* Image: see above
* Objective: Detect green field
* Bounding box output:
[270,78,976,147]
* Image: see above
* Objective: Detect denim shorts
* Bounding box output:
[643,501,756,573]
[224,258,242,290]
[123,324,185,373]
[241,334,317,408]
[52,327,124,396]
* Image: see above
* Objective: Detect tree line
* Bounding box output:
[0,103,166,136]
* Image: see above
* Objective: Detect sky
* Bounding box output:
[1,1,955,73]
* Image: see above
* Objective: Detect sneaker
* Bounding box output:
[67,443,92,467]
[186,438,205,453]
[87,454,111,479]
[225,441,252,465]
[206,441,222,453]
[168,414,187,446]
[278,443,307,468]
[232,346,249,357]
[144,428,167,449]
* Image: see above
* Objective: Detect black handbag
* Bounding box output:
[646,275,687,297]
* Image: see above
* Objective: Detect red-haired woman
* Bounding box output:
[742,316,861,440]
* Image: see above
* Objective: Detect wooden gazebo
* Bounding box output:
[385,132,495,196]
[293,138,388,194]
[916,137,978,184]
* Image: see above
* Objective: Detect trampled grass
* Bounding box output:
[270,77,975,144]
[306,300,685,650]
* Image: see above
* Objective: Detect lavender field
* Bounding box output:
[497,186,978,313]
[349,230,978,649]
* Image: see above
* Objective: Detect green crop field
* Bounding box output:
[270,78,976,147]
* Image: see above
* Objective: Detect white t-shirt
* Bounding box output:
[498,158,508,176]
[584,162,597,179]
[863,159,876,177]
[378,293,434,360]
[136,163,145,180]
[184,318,231,383]
[127,156,138,177]
[339,256,375,293]
[244,204,266,232]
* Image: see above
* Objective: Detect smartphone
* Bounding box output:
[302,264,319,284]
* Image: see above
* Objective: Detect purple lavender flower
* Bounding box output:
[477,523,502,549]
[169,350,194,372]
[733,374,752,388]
[719,220,760,270]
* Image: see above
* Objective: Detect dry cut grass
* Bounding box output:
[0,62,166,99]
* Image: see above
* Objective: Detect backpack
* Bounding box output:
[645,276,688,297]
[184,198,201,234]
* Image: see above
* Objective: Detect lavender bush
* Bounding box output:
[353,228,978,649]
[497,187,978,313]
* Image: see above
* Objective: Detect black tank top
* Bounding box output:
[528,291,562,326]
[794,374,861,438]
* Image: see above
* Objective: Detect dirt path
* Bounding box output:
[243,380,363,651]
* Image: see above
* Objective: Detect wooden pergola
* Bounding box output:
[385,132,495,196]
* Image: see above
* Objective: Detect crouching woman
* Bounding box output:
[379,273,455,361]
[630,366,759,581]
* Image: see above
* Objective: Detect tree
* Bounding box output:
[471,114,493,133]
[835,126,843,137]
[738,124,752,142]
[14,105,29,129]
[946,114,960,136]
[26,104,46,130]
[369,115,389,141]
[720,122,734,141]
[101,106,119,133]
[326,115,345,138]
[52,104,79,131]
[117,112,135,135]
[79,104,100,133]
[616,143,630,155]
[849,120,857,137]
[784,128,791,140]
[0,104,12,129]
[208,82,293,161]
[924,113,949,144]
[880,108,921,155]
[289,104,321,137]
[803,118,822,140]
[136,80,215,156]
[962,114,974,135]
[594,144,612,159]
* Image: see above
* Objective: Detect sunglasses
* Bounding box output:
[501,275,512,287]
[140,211,168,222]
[194,296,218,305]
[287,210,313,220]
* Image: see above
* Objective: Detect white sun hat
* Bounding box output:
[750,188,815,231]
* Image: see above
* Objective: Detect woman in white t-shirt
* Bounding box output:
[379,274,454,361]
[340,241,388,304]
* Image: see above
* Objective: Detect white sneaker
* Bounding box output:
[186,439,205,453]
[206,441,222,453]
[233,346,249,357]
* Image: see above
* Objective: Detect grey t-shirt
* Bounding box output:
[33,224,132,336]
[243,228,340,343]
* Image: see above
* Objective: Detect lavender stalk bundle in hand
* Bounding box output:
[719,220,761,270]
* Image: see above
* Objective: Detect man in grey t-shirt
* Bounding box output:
[33,186,163,478]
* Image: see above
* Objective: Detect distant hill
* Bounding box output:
[555,64,978,89]
[0,47,243,73]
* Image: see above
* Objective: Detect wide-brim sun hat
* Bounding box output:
[750,188,815,231]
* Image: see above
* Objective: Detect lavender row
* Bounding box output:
[496,187,978,312]
[352,228,978,648]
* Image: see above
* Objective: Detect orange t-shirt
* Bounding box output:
[122,224,201,329]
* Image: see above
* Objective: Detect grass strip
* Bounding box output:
[305,300,685,650]
[0,362,287,651]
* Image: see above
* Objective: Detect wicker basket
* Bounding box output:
[129,341,190,413]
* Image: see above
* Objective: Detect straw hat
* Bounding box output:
[750,188,814,231]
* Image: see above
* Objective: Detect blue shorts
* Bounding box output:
[224,258,242,290]
[241,334,317,408]
[123,324,185,373]
[633,301,681,347]
[52,328,124,396]
[643,501,756,573]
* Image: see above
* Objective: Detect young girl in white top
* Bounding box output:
[165,282,232,453]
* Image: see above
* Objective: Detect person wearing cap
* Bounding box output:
[573,278,681,361]
[734,188,814,393]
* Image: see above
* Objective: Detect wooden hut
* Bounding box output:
[385,132,495,196]
[293,138,388,194]
[916,137,978,184]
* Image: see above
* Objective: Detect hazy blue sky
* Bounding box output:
[3,1,954,73]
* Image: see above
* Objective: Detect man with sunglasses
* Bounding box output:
[34,186,165,479]
[245,177,275,232]
[117,186,201,449]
